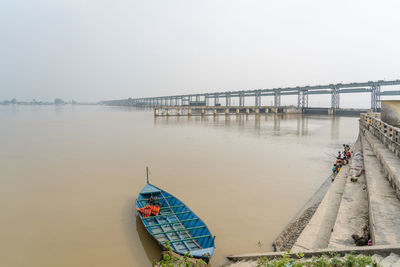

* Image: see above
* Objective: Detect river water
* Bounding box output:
[0,105,359,266]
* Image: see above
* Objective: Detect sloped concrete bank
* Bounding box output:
[227,114,400,266]
[272,173,333,251]
[273,140,361,252]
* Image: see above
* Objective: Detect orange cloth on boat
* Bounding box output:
[137,205,160,218]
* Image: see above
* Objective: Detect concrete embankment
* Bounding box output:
[290,168,348,251]
[227,113,400,266]
[291,159,352,251]
[272,173,333,251]
[362,132,400,245]
[328,142,368,248]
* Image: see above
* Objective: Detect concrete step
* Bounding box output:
[364,131,400,198]
[361,135,400,245]
[328,146,368,248]
[291,163,349,251]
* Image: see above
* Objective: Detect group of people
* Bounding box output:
[332,144,352,174]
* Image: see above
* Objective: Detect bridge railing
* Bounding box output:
[360,113,400,155]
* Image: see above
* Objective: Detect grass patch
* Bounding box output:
[153,241,207,267]
[257,252,378,267]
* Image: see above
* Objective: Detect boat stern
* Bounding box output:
[189,247,215,259]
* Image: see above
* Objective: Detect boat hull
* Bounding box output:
[136,184,215,260]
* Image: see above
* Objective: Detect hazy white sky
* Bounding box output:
[1,0,399,104]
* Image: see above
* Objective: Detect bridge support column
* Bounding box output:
[177,109,181,116]
[225,108,229,115]
[331,86,340,109]
[255,108,260,114]
[371,85,381,111]
[298,90,308,108]
[215,95,219,106]
[255,91,261,106]
[226,94,231,106]
[154,108,159,116]
[205,96,209,106]
[187,108,192,116]
[166,109,170,116]
[246,108,250,115]
[201,108,205,116]
[274,89,281,107]
[239,93,244,106]
[213,108,217,116]
[236,108,240,115]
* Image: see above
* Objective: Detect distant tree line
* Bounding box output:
[0,98,79,105]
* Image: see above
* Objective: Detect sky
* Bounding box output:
[0,0,400,106]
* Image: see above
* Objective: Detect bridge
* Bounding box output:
[102,79,400,111]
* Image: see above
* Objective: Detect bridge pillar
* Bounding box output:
[371,85,381,111]
[215,95,219,106]
[236,108,240,115]
[187,108,192,116]
[226,94,231,107]
[255,91,261,106]
[213,108,217,116]
[246,108,250,115]
[331,86,340,109]
[298,90,308,108]
[205,96,209,106]
[239,93,244,106]
[274,89,281,107]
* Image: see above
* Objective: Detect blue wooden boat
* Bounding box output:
[136,174,215,260]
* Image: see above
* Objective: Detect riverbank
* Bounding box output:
[227,112,400,266]
[272,173,333,251]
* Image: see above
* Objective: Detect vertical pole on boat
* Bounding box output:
[146,167,149,184]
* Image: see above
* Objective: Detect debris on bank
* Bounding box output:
[272,205,318,252]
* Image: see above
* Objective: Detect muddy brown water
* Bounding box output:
[0,105,359,266]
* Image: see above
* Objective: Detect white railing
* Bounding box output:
[360,113,400,152]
